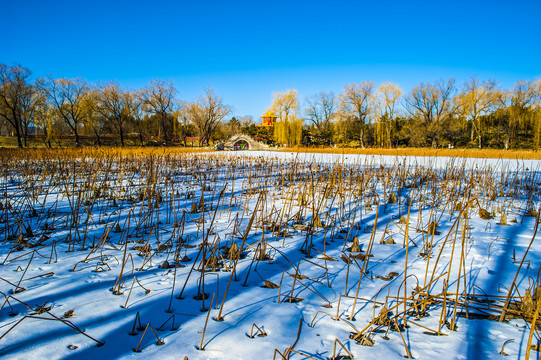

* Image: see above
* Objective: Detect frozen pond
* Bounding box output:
[0,149,539,359]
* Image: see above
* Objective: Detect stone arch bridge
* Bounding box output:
[216,134,269,151]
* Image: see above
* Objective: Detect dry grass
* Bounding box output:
[0,146,211,161]
[282,147,541,160]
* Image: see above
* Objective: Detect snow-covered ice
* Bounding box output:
[0,150,539,359]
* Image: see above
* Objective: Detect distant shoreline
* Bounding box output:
[279,147,541,160]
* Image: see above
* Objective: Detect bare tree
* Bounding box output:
[238,115,254,128]
[305,92,336,133]
[0,64,34,148]
[142,79,176,144]
[405,79,456,124]
[95,82,135,146]
[187,89,231,146]
[339,82,375,147]
[404,79,456,147]
[20,83,40,147]
[43,77,89,146]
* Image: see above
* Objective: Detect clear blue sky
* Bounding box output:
[2,0,540,118]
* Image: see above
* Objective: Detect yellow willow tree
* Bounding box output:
[272,89,302,146]
[507,80,539,149]
[32,85,55,148]
[79,88,105,146]
[377,82,402,148]
[458,78,496,148]
[532,80,541,149]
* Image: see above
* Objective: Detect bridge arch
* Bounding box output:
[233,139,250,150]
[218,134,269,151]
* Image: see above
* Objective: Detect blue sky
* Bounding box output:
[2,0,540,118]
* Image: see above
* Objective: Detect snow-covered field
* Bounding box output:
[0,149,540,359]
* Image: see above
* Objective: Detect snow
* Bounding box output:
[0,150,540,359]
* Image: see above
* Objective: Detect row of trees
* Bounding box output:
[1,63,540,149]
[0,64,231,148]
[267,78,541,149]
